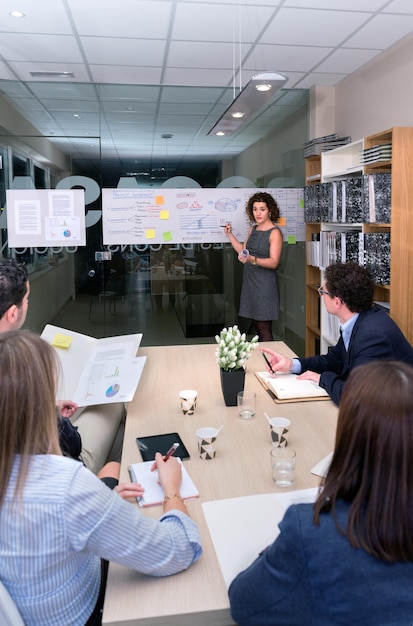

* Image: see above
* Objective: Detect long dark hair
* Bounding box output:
[314,360,413,562]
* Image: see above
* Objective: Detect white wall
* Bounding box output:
[335,32,413,139]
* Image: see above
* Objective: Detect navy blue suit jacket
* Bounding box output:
[299,306,413,405]
[229,501,413,625]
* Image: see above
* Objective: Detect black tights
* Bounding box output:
[238,317,273,342]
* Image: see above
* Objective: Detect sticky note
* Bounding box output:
[278,216,287,226]
[52,333,72,349]
[160,210,169,220]
[146,229,155,239]
[155,196,164,205]
[287,235,296,245]
[299,198,304,208]
[163,231,173,242]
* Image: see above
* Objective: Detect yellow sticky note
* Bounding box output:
[160,210,169,220]
[287,235,296,245]
[278,216,287,226]
[163,231,173,242]
[146,229,155,239]
[52,333,72,349]
[155,196,164,205]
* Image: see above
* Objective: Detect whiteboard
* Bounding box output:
[102,187,304,245]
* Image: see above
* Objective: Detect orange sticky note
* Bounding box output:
[278,216,287,226]
[155,196,164,205]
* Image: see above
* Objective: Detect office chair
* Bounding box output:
[0,580,25,625]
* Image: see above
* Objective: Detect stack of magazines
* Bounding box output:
[360,143,392,164]
[304,134,352,158]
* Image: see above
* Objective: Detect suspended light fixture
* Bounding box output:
[207,72,287,136]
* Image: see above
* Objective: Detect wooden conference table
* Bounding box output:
[102,342,338,626]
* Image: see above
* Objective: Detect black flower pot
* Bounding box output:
[220,368,246,406]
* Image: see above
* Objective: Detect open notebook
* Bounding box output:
[129,458,199,507]
[255,371,330,403]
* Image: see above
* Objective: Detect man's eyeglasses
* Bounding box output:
[317,286,334,298]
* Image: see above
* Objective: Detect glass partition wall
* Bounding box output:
[0,83,307,353]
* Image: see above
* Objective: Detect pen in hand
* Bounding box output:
[150,443,180,472]
[163,442,180,461]
[261,351,276,375]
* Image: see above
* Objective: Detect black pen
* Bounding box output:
[261,351,275,375]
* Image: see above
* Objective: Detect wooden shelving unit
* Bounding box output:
[304,127,413,356]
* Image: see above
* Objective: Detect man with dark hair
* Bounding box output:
[0,257,125,473]
[262,261,413,405]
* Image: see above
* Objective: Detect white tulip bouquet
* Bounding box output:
[215,325,259,371]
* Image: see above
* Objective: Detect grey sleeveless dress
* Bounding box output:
[239,225,281,320]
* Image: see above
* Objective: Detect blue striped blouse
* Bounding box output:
[0,455,202,626]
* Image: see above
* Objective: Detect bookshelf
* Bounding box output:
[304,127,413,356]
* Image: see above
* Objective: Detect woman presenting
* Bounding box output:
[224,191,283,341]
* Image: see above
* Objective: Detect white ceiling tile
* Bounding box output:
[172,3,275,42]
[89,65,163,85]
[282,0,386,10]
[382,0,413,13]
[0,62,19,80]
[167,41,244,69]
[163,67,235,87]
[0,34,83,63]
[67,0,172,38]
[80,37,166,66]
[344,14,413,48]
[98,85,161,100]
[261,8,375,47]
[244,44,335,72]
[0,1,72,34]
[316,48,381,73]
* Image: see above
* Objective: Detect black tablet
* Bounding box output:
[136,432,190,461]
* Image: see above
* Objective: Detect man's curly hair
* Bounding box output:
[325,262,374,312]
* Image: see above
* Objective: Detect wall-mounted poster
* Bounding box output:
[6,189,86,247]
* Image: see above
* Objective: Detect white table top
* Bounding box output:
[102,341,338,626]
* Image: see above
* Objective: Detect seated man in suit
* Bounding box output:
[262,261,413,405]
[0,257,126,473]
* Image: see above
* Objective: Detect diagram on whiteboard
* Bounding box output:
[102,188,304,245]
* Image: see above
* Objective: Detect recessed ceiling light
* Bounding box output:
[215,131,226,136]
[73,114,80,118]
[255,83,272,92]
[231,111,244,119]
[9,10,25,18]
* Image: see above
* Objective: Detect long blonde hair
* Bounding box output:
[0,330,62,505]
